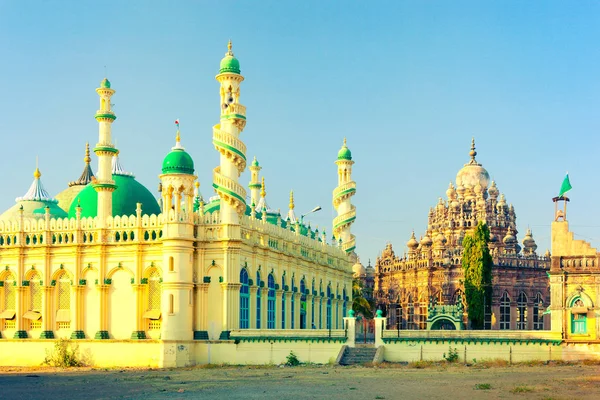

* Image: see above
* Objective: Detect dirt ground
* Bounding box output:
[1,362,600,400]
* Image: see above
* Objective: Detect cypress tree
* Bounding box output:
[461,221,493,329]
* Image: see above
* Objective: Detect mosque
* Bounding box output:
[0,42,355,366]
[371,140,550,331]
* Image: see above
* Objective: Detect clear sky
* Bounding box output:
[1,1,599,264]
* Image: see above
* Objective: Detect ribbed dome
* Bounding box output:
[407,231,419,250]
[456,138,490,189]
[162,148,194,175]
[337,138,352,160]
[68,174,161,218]
[219,41,241,74]
[352,259,366,277]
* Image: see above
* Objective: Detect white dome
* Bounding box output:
[455,138,490,189]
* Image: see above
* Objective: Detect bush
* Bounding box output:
[443,346,459,363]
[43,338,83,367]
[285,351,300,366]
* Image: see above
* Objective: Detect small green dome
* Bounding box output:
[220,55,240,74]
[337,139,352,161]
[251,157,259,167]
[219,41,241,74]
[100,78,111,88]
[162,148,195,175]
[68,175,161,218]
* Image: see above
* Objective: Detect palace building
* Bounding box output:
[0,42,355,366]
[373,140,550,330]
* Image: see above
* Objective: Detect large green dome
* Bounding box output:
[68,174,161,218]
[162,148,195,175]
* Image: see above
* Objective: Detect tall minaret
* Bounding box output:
[248,157,262,206]
[332,138,357,255]
[212,40,247,225]
[93,78,117,226]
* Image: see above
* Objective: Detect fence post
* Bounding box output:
[374,310,385,348]
[344,310,356,348]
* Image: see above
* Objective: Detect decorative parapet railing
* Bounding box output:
[230,329,347,343]
[212,125,247,173]
[221,103,246,119]
[0,212,166,248]
[212,167,247,214]
[332,206,356,231]
[332,181,356,208]
[381,329,563,345]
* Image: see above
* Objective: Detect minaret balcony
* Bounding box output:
[221,103,246,119]
[95,110,116,121]
[213,126,247,158]
[332,181,356,206]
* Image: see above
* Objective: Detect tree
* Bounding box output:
[461,221,493,329]
[352,278,374,319]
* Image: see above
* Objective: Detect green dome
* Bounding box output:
[219,55,240,74]
[68,174,161,218]
[162,148,195,175]
[337,141,352,161]
[100,78,111,88]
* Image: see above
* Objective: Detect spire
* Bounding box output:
[468,137,480,165]
[260,177,266,198]
[173,120,184,150]
[255,177,270,213]
[69,142,95,187]
[16,164,57,203]
[288,190,297,223]
[227,39,233,56]
[112,150,134,177]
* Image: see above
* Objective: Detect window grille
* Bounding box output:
[517,292,528,330]
[533,293,544,330]
[500,292,511,330]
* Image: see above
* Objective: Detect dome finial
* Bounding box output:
[260,177,266,198]
[227,40,233,54]
[173,119,184,149]
[84,142,91,164]
[289,190,295,210]
[34,156,41,179]
[343,137,347,147]
[469,137,477,163]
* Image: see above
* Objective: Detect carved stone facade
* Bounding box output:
[374,140,550,330]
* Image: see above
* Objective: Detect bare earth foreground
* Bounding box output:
[1,363,600,400]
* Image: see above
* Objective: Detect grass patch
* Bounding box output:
[510,385,534,393]
[474,383,491,390]
[408,360,438,369]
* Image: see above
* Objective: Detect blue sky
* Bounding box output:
[1,1,599,263]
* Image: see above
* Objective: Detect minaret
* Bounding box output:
[248,157,262,206]
[212,40,247,225]
[333,138,357,255]
[93,78,117,226]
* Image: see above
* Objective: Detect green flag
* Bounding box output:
[558,173,572,197]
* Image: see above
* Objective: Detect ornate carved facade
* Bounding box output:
[374,140,550,330]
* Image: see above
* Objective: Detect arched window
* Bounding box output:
[517,292,528,330]
[267,274,275,329]
[28,273,42,330]
[239,269,249,329]
[1,273,16,329]
[326,285,332,330]
[311,281,315,329]
[256,271,261,329]
[335,287,339,329]
[407,295,414,330]
[281,275,286,329]
[342,288,347,321]
[300,279,306,329]
[57,273,71,330]
[419,294,427,330]
[500,292,511,330]
[146,270,162,331]
[571,297,587,334]
[291,278,295,329]
[533,293,544,330]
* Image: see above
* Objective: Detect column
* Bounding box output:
[314,296,322,329]
[260,288,268,329]
[40,286,54,338]
[71,285,85,339]
[374,311,385,347]
[293,292,302,330]
[275,290,283,329]
[284,292,292,329]
[14,286,26,338]
[222,283,241,333]
[306,294,314,329]
[249,286,258,329]
[95,285,109,339]
[130,284,145,339]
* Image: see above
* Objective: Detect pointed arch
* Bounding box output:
[500,291,511,330]
[517,292,528,330]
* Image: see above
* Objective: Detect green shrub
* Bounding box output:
[475,383,491,390]
[285,351,300,366]
[43,338,83,367]
[443,346,459,363]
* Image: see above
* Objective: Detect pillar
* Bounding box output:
[130,284,145,339]
[306,294,314,329]
[344,312,356,347]
[374,311,385,348]
[260,287,268,329]
[40,286,54,338]
[293,292,302,329]
[275,290,283,329]
[13,286,26,338]
[249,286,258,329]
[284,292,292,329]
[70,285,85,339]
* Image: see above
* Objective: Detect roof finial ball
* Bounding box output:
[469,137,477,162]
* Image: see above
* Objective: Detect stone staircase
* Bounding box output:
[339,346,377,366]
